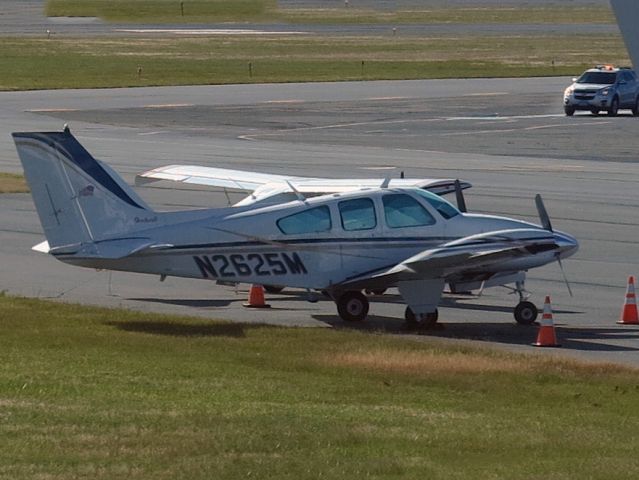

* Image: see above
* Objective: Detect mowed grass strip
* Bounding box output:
[0,35,629,90]
[0,173,28,193]
[45,0,614,25]
[46,0,278,23]
[1,294,639,479]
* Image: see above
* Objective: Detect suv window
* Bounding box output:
[339,198,376,231]
[577,72,617,84]
[277,206,331,235]
[383,194,436,228]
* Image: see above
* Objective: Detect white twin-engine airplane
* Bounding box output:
[13,128,578,327]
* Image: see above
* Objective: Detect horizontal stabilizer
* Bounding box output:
[32,240,50,254]
[49,238,173,260]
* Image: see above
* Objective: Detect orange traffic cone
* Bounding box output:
[533,296,560,347]
[618,276,639,324]
[243,284,271,308]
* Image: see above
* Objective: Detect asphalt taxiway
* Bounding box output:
[1,77,639,365]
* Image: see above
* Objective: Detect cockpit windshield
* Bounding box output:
[577,71,617,85]
[413,189,460,219]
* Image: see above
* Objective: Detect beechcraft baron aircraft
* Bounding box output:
[13,128,578,327]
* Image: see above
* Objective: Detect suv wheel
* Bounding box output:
[564,106,575,116]
[590,108,599,115]
[633,97,639,116]
[608,97,619,116]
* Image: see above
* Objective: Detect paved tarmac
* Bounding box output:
[0,0,618,36]
[1,77,639,366]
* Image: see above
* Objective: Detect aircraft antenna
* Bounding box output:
[286,180,306,201]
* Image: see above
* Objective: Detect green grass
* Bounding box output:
[46,0,278,23]
[45,1,614,25]
[0,173,28,193]
[1,294,639,479]
[0,35,629,90]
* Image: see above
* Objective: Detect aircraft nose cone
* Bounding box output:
[555,231,579,258]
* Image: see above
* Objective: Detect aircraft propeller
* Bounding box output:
[534,193,573,297]
[454,179,468,213]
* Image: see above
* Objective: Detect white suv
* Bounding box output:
[563,65,639,116]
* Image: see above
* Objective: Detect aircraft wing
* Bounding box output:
[135,165,471,198]
[337,228,556,290]
[135,165,306,191]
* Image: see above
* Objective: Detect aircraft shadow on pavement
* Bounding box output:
[104,320,264,338]
[128,297,234,308]
[315,315,639,352]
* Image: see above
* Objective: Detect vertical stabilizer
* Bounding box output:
[12,128,153,251]
[611,0,639,70]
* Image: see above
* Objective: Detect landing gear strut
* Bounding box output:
[404,306,439,329]
[336,291,369,322]
[512,280,538,325]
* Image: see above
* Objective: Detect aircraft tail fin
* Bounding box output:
[12,127,154,251]
[611,0,639,70]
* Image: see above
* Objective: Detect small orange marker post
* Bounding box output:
[618,276,639,324]
[533,296,560,347]
[243,284,271,309]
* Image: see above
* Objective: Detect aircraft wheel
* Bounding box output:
[337,291,369,322]
[404,307,438,328]
[514,301,538,325]
[263,285,285,294]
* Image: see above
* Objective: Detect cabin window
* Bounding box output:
[383,194,436,228]
[339,198,377,231]
[277,206,332,235]
[413,189,460,219]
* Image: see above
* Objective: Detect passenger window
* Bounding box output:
[277,206,331,235]
[339,198,376,231]
[383,194,436,228]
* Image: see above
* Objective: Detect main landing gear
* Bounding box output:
[511,280,538,325]
[335,290,439,328]
[336,291,369,322]
[404,307,439,329]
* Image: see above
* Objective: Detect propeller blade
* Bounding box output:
[557,256,574,297]
[454,179,468,213]
[535,194,553,232]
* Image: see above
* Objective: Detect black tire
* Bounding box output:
[633,97,639,116]
[263,285,284,294]
[590,108,599,115]
[514,301,538,325]
[336,291,369,322]
[404,306,438,328]
[608,97,619,116]
[564,106,575,116]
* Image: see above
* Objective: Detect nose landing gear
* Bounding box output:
[511,280,538,325]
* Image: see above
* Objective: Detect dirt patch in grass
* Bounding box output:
[0,173,28,193]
